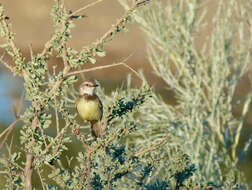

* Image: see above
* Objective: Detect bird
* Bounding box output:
[75,81,103,138]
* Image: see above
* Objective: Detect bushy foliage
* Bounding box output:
[0,0,251,189]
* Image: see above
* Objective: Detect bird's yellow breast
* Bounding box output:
[76,97,101,121]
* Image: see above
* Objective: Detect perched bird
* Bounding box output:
[75,81,103,138]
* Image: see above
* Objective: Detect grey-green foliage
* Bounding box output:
[118,0,252,189]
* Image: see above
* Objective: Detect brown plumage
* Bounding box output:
[75,81,103,138]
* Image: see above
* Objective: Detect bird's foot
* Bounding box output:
[74,126,80,135]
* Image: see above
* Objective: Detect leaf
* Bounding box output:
[88,57,96,64]
[96,51,106,57]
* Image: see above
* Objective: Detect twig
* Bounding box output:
[66,62,128,77]
[0,17,21,59]
[62,43,70,75]
[55,99,60,134]
[28,44,33,60]
[45,128,64,152]
[69,0,105,17]
[0,125,10,139]
[5,143,25,173]
[0,171,8,174]
[39,40,53,58]
[37,168,46,190]
[135,136,169,157]
[121,62,143,81]
[65,52,135,77]
[0,56,12,71]
[0,118,20,150]
[37,121,49,150]
[232,84,252,162]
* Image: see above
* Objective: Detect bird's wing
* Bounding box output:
[98,96,103,120]
[75,96,80,112]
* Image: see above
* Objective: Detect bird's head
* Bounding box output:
[79,81,98,96]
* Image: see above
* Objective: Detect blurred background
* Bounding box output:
[0,0,251,186]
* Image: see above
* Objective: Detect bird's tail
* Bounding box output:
[91,120,103,138]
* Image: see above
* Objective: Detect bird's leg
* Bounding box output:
[74,126,80,135]
[75,120,89,135]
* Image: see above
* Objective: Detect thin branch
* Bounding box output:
[5,144,25,172]
[37,168,46,190]
[66,52,135,77]
[55,99,60,135]
[0,125,10,139]
[45,128,64,152]
[121,62,143,81]
[0,58,12,71]
[28,44,33,60]
[0,17,21,59]
[232,85,252,162]
[39,40,53,58]
[37,122,49,150]
[66,62,128,77]
[62,43,70,76]
[69,0,105,17]
[135,136,169,157]
[0,171,8,174]
[0,118,20,150]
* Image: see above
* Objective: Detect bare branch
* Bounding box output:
[0,118,20,150]
[135,136,169,158]
[121,62,142,81]
[55,99,60,135]
[68,0,105,17]
[66,52,135,77]
[37,168,46,190]
[28,44,33,60]
[66,62,128,77]
[0,56,12,71]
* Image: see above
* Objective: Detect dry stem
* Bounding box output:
[24,153,34,190]
[69,0,105,17]
[0,118,20,150]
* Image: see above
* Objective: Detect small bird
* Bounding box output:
[75,81,103,138]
